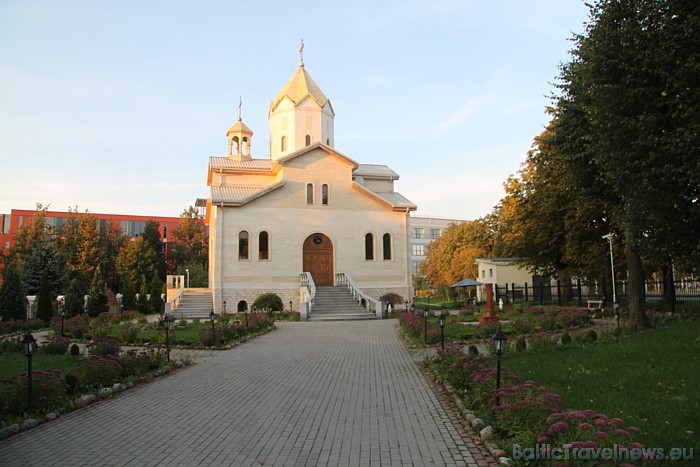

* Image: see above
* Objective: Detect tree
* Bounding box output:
[174,262,208,288]
[0,263,25,321]
[36,270,54,322]
[148,273,164,315]
[137,280,149,314]
[86,265,108,317]
[419,219,498,288]
[121,278,137,312]
[63,277,84,318]
[170,206,208,269]
[142,220,166,280]
[547,0,700,328]
[116,238,158,291]
[19,239,65,296]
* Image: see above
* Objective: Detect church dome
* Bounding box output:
[269,66,331,114]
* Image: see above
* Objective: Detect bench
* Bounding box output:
[587,300,604,318]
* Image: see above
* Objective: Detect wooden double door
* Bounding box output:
[303,233,334,286]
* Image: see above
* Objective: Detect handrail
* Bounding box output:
[300,272,316,320]
[335,272,383,319]
[164,275,185,315]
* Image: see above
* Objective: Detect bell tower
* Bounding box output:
[226,98,253,161]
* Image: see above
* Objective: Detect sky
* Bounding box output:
[0,0,591,221]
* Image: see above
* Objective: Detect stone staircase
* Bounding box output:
[170,288,213,319]
[309,286,379,321]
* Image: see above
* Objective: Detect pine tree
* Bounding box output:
[86,265,108,317]
[137,280,149,314]
[37,270,54,322]
[121,278,137,311]
[0,263,26,321]
[148,273,164,315]
[63,277,84,317]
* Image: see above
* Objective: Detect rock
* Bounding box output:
[493,450,508,460]
[466,413,477,423]
[64,400,75,412]
[126,382,135,389]
[20,419,40,430]
[479,425,494,441]
[113,383,127,394]
[471,418,485,432]
[0,425,19,440]
[74,394,96,409]
[45,412,58,421]
[498,456,512,465]
[97,388,112,399]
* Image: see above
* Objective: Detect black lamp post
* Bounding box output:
[60,309,65,337]
[163,315,171,362]
[405,300,409,312]
[424,307,429,345]
[223,301,227,315]
[209,309,217,345]
[21,332,37,412]
[411,296,416,314]
[244,305,249,331]
[492,327,507,407]
[439,312,447,349]
[289,300,293,313]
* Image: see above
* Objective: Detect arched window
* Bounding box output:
[305,134,311,146]
[281,136,287,152]
[365,233,374,260]
[231,136,240,155]
[326,138,330,145]
[242,137,249,155]
[259,231,269,260]
[383,233,392,260]
[237,300,248,312]
[238,231,249,260]
[306,183,314,205]
[322,184,329,205]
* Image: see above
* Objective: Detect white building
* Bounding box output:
[409,216,465,277]
[205,60,417,314]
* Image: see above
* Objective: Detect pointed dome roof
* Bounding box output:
[226,118,253,136]
[269,66,331,113]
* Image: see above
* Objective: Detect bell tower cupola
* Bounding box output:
[268,41,335,160]
[226,97,253,161]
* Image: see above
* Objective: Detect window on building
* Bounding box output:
[326,138,330,145]
[259,231,269,260]
[383,233,392,260]
[412,245,425,256]
[305,134,311,146]
[281,136,287,152]
[239,231,249,260]
[429,228,441,239]
[489,269,493,278]
[322,184,329,205]
[412,228,424,239]
[365,233,374,260]
[482,269,486,278]
[306,183,314,205]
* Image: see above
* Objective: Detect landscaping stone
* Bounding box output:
[97,388,113,399]
[112,383,127,394]
[45,413,58,421]
[0,425,19,440]
[64,400,75,412]
[479,425,494,441]
[466,413,477,423]
[471,417,485,431]
[498,456,512,465]
[493,449,508,459]
[20,419,40,430]
[74,394,96,409]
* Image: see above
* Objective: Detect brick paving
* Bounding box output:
[0,320,496,466]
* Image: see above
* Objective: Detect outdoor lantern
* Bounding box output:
[439,313,447,350]
[289,300,293,312]
[492,327,507,407]
[163,314,171,362]
[423,307,429,345]
[60,309,66,337]
[22,332,37,357]
[493,327,507,356]
[22,332,37,412]
[209,309,215,323]
[405,300,409,312]
[439,313,446,328]
[209,309,217,346]
[223,301,227,314]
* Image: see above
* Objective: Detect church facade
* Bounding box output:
[205,61,416,314]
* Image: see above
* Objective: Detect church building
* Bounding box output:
[205,57,416,317]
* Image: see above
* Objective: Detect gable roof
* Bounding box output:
[210,182,285,206]
[277,142,358,168]
[352,183,417,211]
[354,164,399,180]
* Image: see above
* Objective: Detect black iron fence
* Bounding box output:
[493,280,700,309]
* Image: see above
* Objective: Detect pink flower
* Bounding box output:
[538,385,547,392]
[578,423,594,431]
[569,441,584,449]
[615,429,630,437]
[572,411,587,420]
[537,436,548,443]
[594,419,606,427]
[627,426,642,434]
[609,418,624,427]
[548,422,568,434]
[627,442,644,450]
[582,441,597,449]
[594,431,608,440]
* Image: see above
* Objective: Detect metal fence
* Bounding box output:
[493,279,700,308]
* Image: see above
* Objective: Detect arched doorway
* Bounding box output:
[303,233,334,286]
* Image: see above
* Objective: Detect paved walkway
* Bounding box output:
[0,320,494,466]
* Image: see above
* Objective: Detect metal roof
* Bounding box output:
[354,164,399,180]
[209,157,276,171]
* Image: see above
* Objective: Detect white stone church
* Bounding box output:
[205,59,416,318]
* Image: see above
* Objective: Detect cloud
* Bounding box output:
[434,96,484,134]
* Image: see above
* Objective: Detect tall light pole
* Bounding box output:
[602,233,619,326]
[185,269,190,289]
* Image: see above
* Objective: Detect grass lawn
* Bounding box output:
[0,353,77,380]
[502,318,700,451]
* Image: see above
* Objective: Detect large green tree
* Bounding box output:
[116,237,158,291]
[0,263,25,321]
[170,206,208,270]
[142,220,166,280]
[547,0,700,328]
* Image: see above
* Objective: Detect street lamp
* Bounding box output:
[243,305,249,331]
[83,295,89,315]
[163,314,171,362]
[116,293,123,316]
[439,312,447,349]
[424,307,429,346]
[405,300,409,312]
[223,300,227,315]
[21,332,37,412]
[289,300,293,313]
[492,327,507,407]
[185,268,190,289]
[209,309,217,345]
[602,233,619,326]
